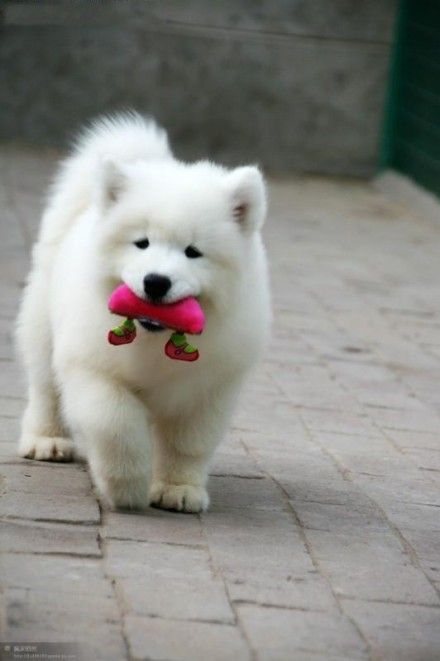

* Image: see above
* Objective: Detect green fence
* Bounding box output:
[381,0,440,196]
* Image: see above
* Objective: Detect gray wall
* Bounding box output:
[0,1,396,176]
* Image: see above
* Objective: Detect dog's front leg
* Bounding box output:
[151,392,235,513]
[62,369,151,510]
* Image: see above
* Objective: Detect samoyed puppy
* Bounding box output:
[16,113,270,512]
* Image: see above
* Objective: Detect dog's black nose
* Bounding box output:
[143,273,172,300]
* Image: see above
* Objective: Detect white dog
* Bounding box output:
[16,113,270,512]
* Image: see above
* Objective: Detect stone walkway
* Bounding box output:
[1,147,440,661]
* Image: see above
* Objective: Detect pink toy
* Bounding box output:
[107,284,205,362]
[108,284,205,334]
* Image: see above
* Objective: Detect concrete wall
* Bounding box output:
[0,1,397,176]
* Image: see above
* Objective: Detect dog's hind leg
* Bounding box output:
[16,261,74,462]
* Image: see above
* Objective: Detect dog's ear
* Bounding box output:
[97,156,129,209]
[227,166,267,232]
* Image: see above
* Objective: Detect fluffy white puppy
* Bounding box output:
[16,113,270,512]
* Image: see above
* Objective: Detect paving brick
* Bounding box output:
[356,471,440,507]
[232,398,299,438]
[0,416,19,442]
[368,406,440,434]
[202,509,311,576]
[398,527,440,583]
[0,519,101,556]
[236,424,310,455]
[341,600,440,661]
[0,361,25,399]
[0,440,15,455]
[402,448,440,472]
[0,444,21,461]
[306,529,439,605]
[228,572,337,613]
[125,616,250,661]
[202,509,339,612]
[209,475,285,511]
[284,477,367,507]
[2,463,92,496]
[1,554,112,596]
[291,499,392,535]
[313,430,403,459]
[311,430,419,478]
[300,408,379,437]
[103,513,230,627]
[105,539,213,581]
[237,604,368,660]
[102,507,204,545]
[5,585,119,628]
[0,490,100,524]
[118,574,234,623]
[273,364,360,411]
[210,449,264,479]
[5,588,126,661]
[373,501,440,535]
[378,340,439,373]
[0,396,24,419]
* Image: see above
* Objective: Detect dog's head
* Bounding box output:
[94,158,267,317]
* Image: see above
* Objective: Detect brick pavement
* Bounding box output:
[0,147,439,660]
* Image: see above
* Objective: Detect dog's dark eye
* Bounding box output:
[184,245,203,259]
[133,238,149,249]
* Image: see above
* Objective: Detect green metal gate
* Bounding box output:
[381,0,440,196]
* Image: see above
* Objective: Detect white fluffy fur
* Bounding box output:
[16,113,270,512]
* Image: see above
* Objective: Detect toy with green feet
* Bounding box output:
[107,284,205,362]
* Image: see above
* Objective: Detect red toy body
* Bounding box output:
[108,284,205,334]
[107,284,205,361]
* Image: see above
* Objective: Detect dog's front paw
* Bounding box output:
[18,435,75,462]
[150,482,209,513]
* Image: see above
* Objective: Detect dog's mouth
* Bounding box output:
[138,317,166,333]
[137,294,201,333]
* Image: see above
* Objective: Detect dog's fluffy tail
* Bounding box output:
[38,112,172,249]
